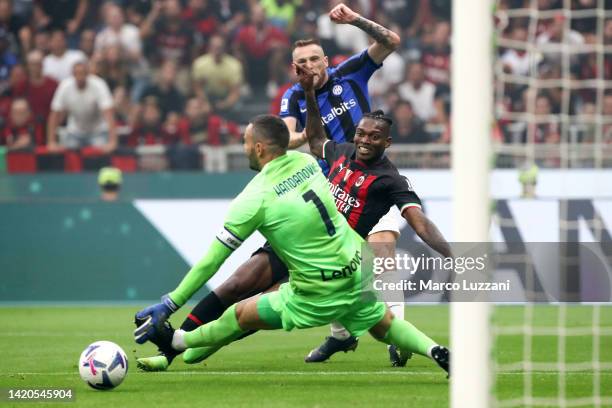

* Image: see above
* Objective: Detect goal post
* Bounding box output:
[451,0,493,407]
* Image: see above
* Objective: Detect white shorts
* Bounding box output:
[368,207,401,237]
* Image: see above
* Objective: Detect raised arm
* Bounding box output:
[134,182,264,345]
[329,3,400,65]
[283,117,307,149]
[296,66,326,158]
[403,207,452,258]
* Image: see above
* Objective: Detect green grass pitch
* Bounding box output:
[1,305,610,407]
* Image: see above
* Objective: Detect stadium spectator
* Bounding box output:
[47,61,117,152]
[32,28,50,54]
[233,3,289,95]
[260,0,302,30]
[33,0,88,35]
[290,10,319,44]
[210,0,248,37]
[92,44,132,93]
[95,3,142,60]
[138,59,185,124]
[124,0,152,27]
[0,0,32,55]
[379,0,426,38]
[530,92,561,144]
[421,20,451,92]
[23,50,58,125]
[501,25,530,76]
[79,29,96,58]
[390,100,431,144]
[1,98,42,149]
[178,96,240,146]
[605,19,612,45]
[140,0,194,93]
[128,98,196,169]
[420,20,451,129]
[380,89,402,116]
[316,0,368,55]
[11,0,33,20]
[128,100,176,146]
[397,62,437,122]
[0,28,17,93]
[537,14,584,46]
[429,0,452,21]
[42,29,87,82]
[192,34,243,120]
[181,0,220,50]
[368,41,405,115]
[111,84,132,126]
[0,62,24,123]
[269,63,297,115]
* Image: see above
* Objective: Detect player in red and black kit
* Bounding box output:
[298,65,451,364]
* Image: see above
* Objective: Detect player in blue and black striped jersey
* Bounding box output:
[279,4,401,154]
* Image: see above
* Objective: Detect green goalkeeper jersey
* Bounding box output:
[169,151,366,306]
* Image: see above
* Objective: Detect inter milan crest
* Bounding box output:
[332,85,343,95]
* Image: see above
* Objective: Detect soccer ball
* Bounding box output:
[78,341,128,390]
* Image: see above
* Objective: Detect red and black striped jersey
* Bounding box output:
[323,140,422,238]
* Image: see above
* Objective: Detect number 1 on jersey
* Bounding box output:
[302,189,336,236]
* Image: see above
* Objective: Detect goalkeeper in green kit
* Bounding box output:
[133,114,449,375]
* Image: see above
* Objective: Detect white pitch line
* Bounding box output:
[2,371,612,377]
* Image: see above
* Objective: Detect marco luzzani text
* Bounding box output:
[371,254,511,293]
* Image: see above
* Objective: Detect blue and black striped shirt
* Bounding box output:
[279,49,381,144]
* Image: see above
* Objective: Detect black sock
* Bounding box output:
[180,291,228,331]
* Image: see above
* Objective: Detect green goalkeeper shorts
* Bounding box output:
[258,282,386,337]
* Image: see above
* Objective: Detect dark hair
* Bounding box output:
[250,114,289,150]
[292,38,321,52]
[101,183,120,192]
[362,110,393,127]
[50,28,66,37]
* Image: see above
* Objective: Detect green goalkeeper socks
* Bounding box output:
[382,316,436,357]
[184,304,246,349]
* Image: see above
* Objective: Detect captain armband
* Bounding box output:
[216,227,244,251]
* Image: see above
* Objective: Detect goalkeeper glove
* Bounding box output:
[134,294,179,344]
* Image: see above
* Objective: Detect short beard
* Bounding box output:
[248,154,260,171]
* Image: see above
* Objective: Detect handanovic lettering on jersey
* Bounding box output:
[322,140,423,238]
[273,163,319,196]
[279,49,381,144]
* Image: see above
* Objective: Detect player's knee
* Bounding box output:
[234,299,257,330]
[369,309,394,340]
[234,301,245,324]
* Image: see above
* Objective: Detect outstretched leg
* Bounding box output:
[369,308,449,375]
[136,251,279,371]
[172,292,283,352]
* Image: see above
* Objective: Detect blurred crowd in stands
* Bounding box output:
[497,0,612,145]
[0,0,610,170]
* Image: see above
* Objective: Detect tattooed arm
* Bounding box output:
[328,3,400,64]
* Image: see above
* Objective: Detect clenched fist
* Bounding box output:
[329,3,360,24]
